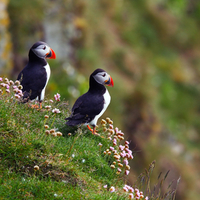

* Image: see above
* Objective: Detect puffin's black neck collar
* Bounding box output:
[28,50,47,65]
[89,76,106,94]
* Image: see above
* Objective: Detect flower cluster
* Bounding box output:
[45,105,52,110]
[123,185,148,200]
[54,93,61,101]
[44,126,63,137]
[104,184,148,199]
[43,96,62,135]
[52,108,61,114]
[44,106,61,114]
[0,77,23,99]
[44,94,61,114]
[101,118,133,176]
[44,115,62,137]
[100,118,148,200]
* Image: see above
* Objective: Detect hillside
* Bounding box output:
[1,0,200,199]
[0,77,177,199]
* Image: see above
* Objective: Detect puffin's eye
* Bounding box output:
[102,73,106,77]
[43,46,46,50]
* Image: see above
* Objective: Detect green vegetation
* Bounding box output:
[0,78,178,199]
[1,0,200,199]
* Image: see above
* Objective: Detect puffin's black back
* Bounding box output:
[17,42,48,101]
[66,68,106,126]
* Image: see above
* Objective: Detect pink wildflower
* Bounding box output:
[123,158,129,165]
[128,193,134,199]
[110,146,114,151]
[113,138,117,143]
[109,124,113,129]
[113,138,117,146]
[124,184,130,189]
[134,188,139,193]
[98,143,102,147]
[117,130,124,136]
[15,94,21,99]
[125,141,130,145]
[126,149,133,160]
[109,186,115,193]
[18,90,23,96]
[123,186,129,192]
[120,151,126,158]
[9,80,14,85]
[112,150,117,154]
[125,170,130,175]
[52,108,61,114]
[115,127,119,133]
[54,93,61,101]
[135,190,140,198]
[127,153,133,160]
[129,187,134,193]
[114,154,120,160]
[119,145,125,151]
[117,168,122,172]
[113,142,117,146]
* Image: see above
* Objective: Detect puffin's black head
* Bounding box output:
[91,68,114,87]
[29,41,56,60]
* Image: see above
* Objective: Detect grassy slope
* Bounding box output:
[4,1,200,199]
[0,80,178,200]
[0,81,134,199]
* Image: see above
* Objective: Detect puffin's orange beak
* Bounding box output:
[105,76,114,87]
[46,48,56,59]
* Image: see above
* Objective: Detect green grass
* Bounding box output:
[0,78,177,200]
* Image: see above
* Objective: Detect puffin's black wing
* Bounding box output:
[65,92,104,126]
[17,64,47,100]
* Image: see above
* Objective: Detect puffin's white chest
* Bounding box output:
[44,63,51,83]
[40,63,51,101]
[90,89,111,126]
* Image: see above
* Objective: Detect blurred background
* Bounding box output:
[1,0,200,199]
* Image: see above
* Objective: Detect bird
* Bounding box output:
[65,68,114,135]
[17,41,56,108]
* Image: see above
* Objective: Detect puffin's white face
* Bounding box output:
[32,44,52,59]
[93,71,114,86]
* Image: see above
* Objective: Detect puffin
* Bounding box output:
[65,68,114,135]
[17,41,56,108]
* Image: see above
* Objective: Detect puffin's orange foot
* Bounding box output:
[30,104,39,109]
[87,125,99,136]
[39,102,42,109]
[87,125,93,132]
[30,103,42,110]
